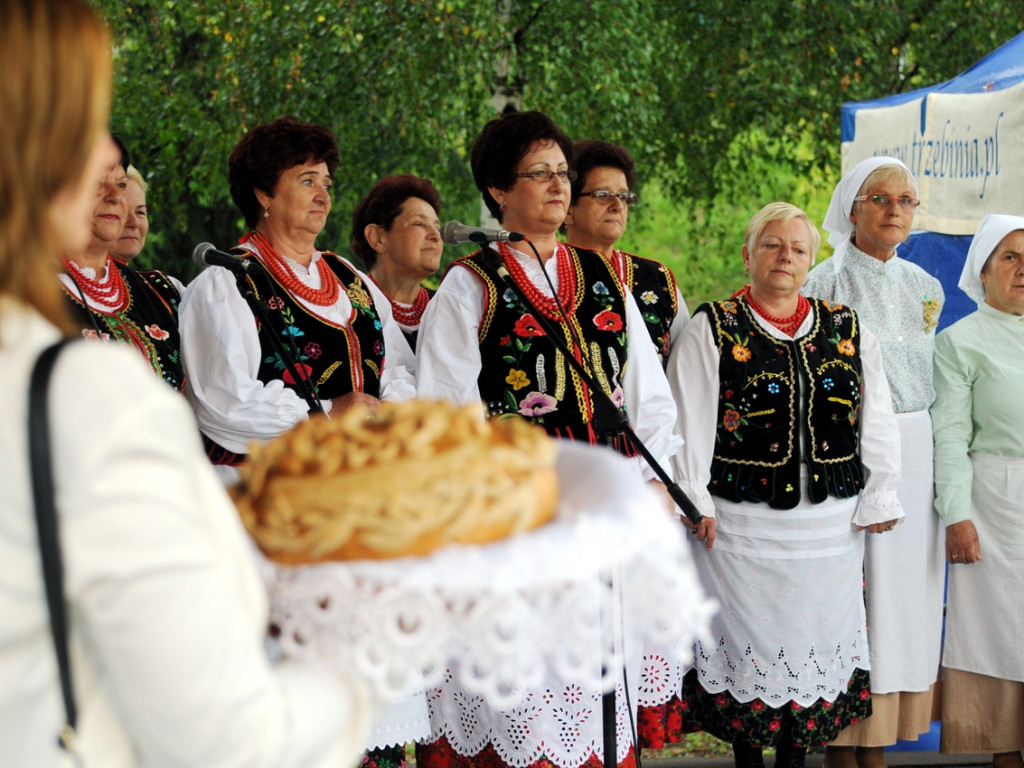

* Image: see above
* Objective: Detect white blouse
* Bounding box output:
[179,244,417,455]
[0,300,373,766]
[666,305,903,526]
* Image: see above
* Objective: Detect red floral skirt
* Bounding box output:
[639,668,872,749]
[416,736,637,768]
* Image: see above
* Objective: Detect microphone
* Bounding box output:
[440,221,525,246]
[192,242,263,274]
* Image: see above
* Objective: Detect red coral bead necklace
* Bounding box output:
[741,285,810,337]
[62,256,129,313]
[497,241,577,320]
[249,231,340,306]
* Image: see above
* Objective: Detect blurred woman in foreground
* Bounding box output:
[0,1,371,763]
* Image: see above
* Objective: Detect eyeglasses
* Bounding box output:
[853,194,920,210]
[514,169,578,184]
[578,189,639,207]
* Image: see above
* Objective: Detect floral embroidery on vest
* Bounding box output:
[702,296,864,509]
[608,250,679,364]
[64,264,185,392]
[457,246,635,454]
[249,253,385,400]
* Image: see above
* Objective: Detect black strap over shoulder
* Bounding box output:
[28,338,79,751]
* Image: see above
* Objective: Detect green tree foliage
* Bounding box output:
[95,0,1021,299]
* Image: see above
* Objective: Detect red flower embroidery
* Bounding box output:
[500,335,512,346]
[304,342,322,360]
[731,718,743,730]
[723,409,742,432]
[513,313,545,337]
[282,363,313,384]
[859,688,870,700]
[267,296,285,310]
[769,720,780,731]
[750,700,765,712]
[145,324,170,341]
[807,718,816,730]
[593,309,623,331]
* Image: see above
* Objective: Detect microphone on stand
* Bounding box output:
[192,242,264,274]
[440,221,526,246]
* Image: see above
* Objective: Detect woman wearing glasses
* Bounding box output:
[803,158,945,767]
[416,111,679,768]
[564,140,688,367]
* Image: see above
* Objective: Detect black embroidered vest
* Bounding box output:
[457,246,635,454]
[64,263,185,392]
[614,250,679,365]
[203,252,386,467]
[249,252,385,401]
[701,297,864,509]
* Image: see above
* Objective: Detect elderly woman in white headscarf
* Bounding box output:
[932,214,1024,765]
[803,157,945,767]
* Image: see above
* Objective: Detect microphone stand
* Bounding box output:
[480,245,702,525]
[480,241,700,768]
[229,264,324,416]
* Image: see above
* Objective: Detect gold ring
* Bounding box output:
[952,554,959,561]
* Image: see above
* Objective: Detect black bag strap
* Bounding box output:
[28,338,79,753]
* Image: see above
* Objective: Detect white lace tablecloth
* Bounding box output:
[259,441,715,736]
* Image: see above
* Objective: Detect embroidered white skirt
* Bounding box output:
[691,484,869,707]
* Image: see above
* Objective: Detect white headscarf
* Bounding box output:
[822,156,916,272]
[958,214,1024,305]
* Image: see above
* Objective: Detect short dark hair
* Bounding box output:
[470,110,574,223]
[228,116,340,229]
[570,140,636,203]
[112,133,131,172]
[350,174,442,269]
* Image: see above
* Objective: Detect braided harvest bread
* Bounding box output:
[232,400,559,563]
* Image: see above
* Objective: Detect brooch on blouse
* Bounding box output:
[923,297,941,333]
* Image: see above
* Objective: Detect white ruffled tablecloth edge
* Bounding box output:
[259,441,716,711]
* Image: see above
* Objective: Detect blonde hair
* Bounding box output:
[126,165,149,194]
[0,0,112,331]
[856,164,919,199]
[743,202,821,257]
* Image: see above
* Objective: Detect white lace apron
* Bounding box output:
[943,453,1024,682]
[692,478,869,707]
